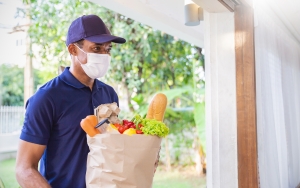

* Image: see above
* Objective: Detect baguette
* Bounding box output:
[80,115,100,137]
[146,93,168,122]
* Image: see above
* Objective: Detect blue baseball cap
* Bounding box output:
[66,14,126,46]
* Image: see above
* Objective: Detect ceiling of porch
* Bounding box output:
[87,0,300,47]
[87,0,216,48]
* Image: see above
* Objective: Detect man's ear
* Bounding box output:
[68,44,77,56]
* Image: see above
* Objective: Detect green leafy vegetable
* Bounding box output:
[132,114,169,137]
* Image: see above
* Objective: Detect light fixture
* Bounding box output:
[184,0,203,26]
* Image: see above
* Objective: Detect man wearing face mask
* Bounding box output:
[15,15,126,188]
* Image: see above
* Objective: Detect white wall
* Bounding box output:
[0,0,26,67]
[204,11,237,188]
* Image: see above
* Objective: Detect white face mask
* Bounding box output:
[75,45,111,79]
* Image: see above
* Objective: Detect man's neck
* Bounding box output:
[69,65,94,90]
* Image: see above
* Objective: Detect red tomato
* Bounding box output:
[118,126,126,134]
[136,130,144,134]
[138,124,143,128]
[128,122,134,126]
[123,119,130,125]
[124,125,131,130]
[130,124,136,129]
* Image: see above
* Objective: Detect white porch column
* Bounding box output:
[204,11,238,188]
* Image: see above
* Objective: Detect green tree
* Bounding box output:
[23,0,196,110]
[0,64,24,106]
[0,64,41,106]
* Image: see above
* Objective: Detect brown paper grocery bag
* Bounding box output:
[86,134,162,188]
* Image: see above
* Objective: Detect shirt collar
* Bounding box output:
[59,67,105,90]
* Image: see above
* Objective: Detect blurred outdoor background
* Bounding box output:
[0,0,206,187]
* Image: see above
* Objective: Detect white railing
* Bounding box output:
[0,106,24,134]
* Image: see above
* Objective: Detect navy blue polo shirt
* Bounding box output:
[20,67,118,188]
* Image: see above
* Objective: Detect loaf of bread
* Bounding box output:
[146,93,168,122]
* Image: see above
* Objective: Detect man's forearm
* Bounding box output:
[16,167,51,188]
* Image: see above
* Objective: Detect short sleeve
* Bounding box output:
[20,89,55,145]
[113,91,119,107]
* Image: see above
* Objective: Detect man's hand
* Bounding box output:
[154,146,161,173]
[15,140,51,188]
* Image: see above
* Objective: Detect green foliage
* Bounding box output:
[0,159,19,188]
[192,52,206,153]
[164,109,195,135]
[22,0,196,106]
[153,169,206,188]
[0,64,24,106]
[160,86,194,104]
[0,64,44,106]
[194,102,205,151]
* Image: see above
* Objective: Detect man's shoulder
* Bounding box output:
[30,76,64,100]
[37,76,63,92]
[25,76,63,109]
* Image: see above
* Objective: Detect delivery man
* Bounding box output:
[15,14,126,187]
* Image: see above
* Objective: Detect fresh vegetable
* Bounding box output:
[141,118,169,137]
[124,124,131,130]
[86,115,98,126]
[122,119,132,126]
[82,93,168,137]
[132,114,169,137]
[80,115,100,137]
[118,126,126,134]
[114,124,121,128]
[123,128,137,136]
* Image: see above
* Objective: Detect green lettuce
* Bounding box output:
[132,114,169,137]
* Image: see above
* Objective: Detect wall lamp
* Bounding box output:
[184,0,203,26]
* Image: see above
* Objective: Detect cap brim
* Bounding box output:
[84,34,126,44]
